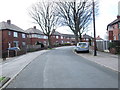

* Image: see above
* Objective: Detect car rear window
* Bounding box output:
[78,43,87,47]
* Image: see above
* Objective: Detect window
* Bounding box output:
[114,36,116,40]
[61,36,63,39]
[32,34,36,38]
[14,32,18,37]
[42,36,47,39]
[8,31,11,35]
[56,36,59,39]
[118,34,120,40]
[22,42,26,46]
[13,41,19,47]
[22,34,26,38]
[118,23,120,29]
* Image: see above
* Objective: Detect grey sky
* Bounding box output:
[0,0,119,39]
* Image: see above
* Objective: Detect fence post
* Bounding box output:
[103,40,105,51]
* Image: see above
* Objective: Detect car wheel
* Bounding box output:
[87,50,89,53]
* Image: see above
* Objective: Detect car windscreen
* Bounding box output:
[78,43,87,47]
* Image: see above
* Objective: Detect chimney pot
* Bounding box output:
[7,20,11,24]
[33,26,36,29]
[117,15,120,19]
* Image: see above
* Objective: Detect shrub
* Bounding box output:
[108,41,120,54]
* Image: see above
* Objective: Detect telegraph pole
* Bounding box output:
[92,0,97,56]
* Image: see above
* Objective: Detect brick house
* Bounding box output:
[51,31,63,45]
[61,34,75,44]
[26,26,76,46]
[25,26,48,46]
[0,20,28,58]
[107,16,120,41]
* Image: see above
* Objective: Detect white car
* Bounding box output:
[74,42,89,53]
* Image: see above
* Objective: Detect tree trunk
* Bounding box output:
[78,31,82,42]
[74,32,79,45]
[48,35,52,48]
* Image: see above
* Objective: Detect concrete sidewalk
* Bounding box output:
[0,50,49,89]
[76,49,119,72]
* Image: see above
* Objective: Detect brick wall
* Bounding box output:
[2,30,28,58]
[2,30,27,50]
[109,31,113,40]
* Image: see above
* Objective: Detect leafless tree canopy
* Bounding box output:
[56,0,99,43]
[28,2,59,47]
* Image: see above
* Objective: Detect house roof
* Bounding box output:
[83,34,93,39]
[96,36,103,40]
[25,26,43,34]
[107,17,120,30]
[62,34,75,38]
[108,18,120,26]
[52,31,62,36]
[0,21,24,32]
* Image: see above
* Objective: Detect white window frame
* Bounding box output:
[22,33,26,38]
[13,32,18,37]
[118,23,120,29]
[8,31,11,35]
[22,42,26,46]
[13,41,19,47]
[56,36,59,39]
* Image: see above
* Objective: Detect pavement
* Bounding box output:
[0,46,119,88]
[0,50,49,89]
[74,48,119,72]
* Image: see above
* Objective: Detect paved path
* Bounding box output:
[7,46,118,88]
[0,50,49,89]
[75,49,119,72]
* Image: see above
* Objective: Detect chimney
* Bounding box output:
[33,26,36,29]
[118,1,120,16]
[117,15,120,19]
[7,20,11,24]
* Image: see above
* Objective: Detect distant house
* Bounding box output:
[107,16,120,41]
[96,35,104,41]
[51,31,62,44]
[82,34,93,42]
[25,26,48,46]
[0,20,28,58]
[61,34,75,44]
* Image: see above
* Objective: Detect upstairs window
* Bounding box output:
[8,31,11,35]
[13,32,18,37]
[22,33,26,38]
[56,36,59,39]
[44,36,48,39]
[61,36,63,39]
[119,34,120,40]
[118,23,120,29]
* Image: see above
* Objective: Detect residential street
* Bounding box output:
[6,46,118,88]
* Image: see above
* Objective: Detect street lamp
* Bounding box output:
[92,0,97,56]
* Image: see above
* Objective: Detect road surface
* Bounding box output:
[7,46,118,88]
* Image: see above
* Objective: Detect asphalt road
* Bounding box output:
[7,46,118,88]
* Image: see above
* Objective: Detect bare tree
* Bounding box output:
[28,2,59,48]
[56,0,98,43]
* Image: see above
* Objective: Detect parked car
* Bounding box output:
[74,42,89,53]
[7,47,20,51]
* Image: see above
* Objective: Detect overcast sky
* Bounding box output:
[0,0,119,39]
